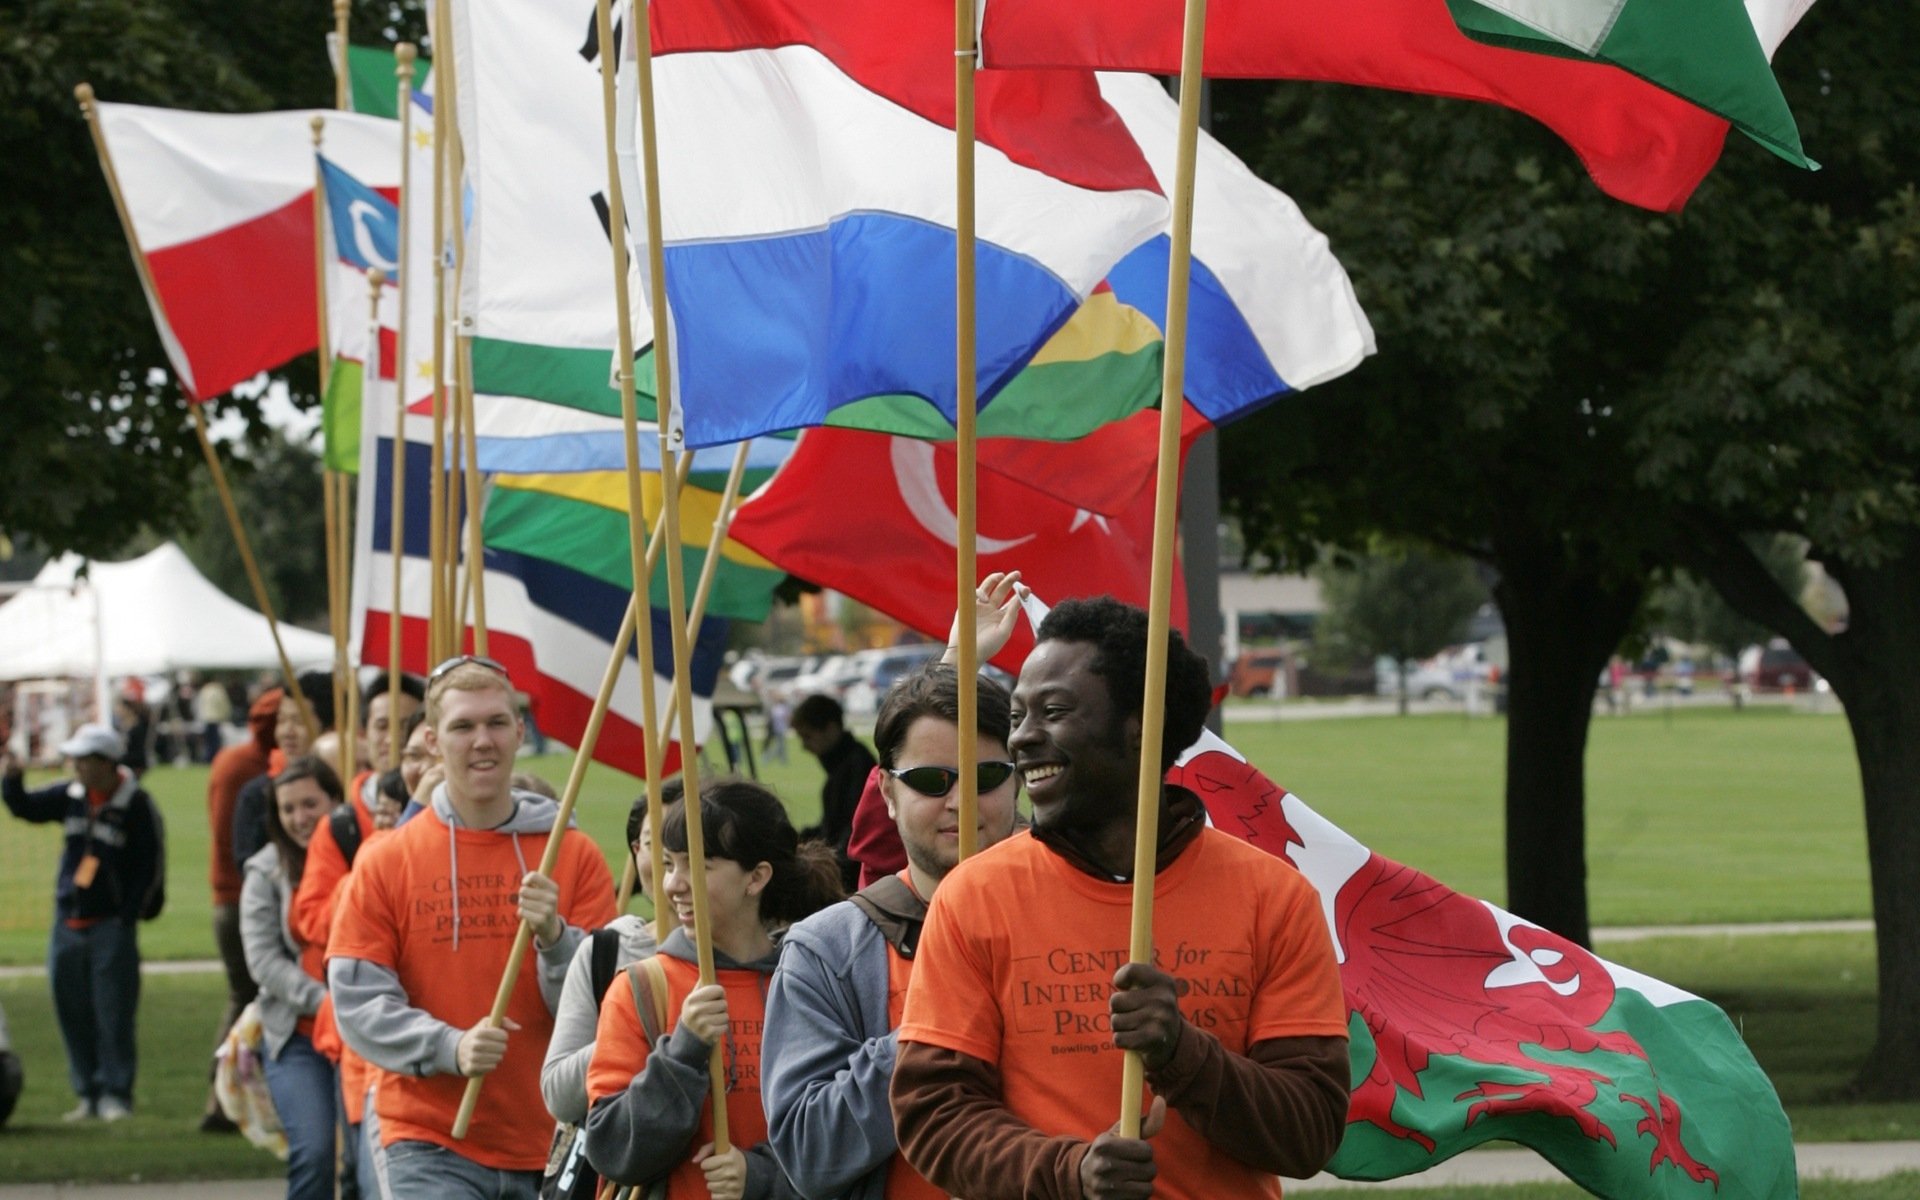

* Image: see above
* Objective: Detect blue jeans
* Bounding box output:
[263,1034,337,1200]
[48,917,139,1105]
[383,1140,539,1200]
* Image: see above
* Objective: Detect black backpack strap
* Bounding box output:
[847,874,928,958]
[588,926,623,1012]
[331,805,364,868]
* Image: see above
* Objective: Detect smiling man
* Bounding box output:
[327,658,615,1200]
[892,597,1351,1200]
[763,662,1021,1199]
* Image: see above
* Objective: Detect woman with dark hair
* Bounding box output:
[240,756,343,1200]
[585,779,843,1200]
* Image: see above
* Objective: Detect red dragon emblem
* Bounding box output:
[1169,742,1721,1186]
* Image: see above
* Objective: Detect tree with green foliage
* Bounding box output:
[0,0,423,558]
[1315,546,1486,714]
[1215,3,1920,1095]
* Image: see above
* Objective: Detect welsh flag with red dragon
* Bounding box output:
[1014,599,1796,1197]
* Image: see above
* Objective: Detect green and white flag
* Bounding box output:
[1448,0,1817,168]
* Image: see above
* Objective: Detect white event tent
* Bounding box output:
[0,542,335,681]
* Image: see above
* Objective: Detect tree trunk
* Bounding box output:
[1397,661,1410,716]
[1682,524,1920,1100]
[1488,531,1645,948]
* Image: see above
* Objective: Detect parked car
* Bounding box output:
[1228,648,1289,698]
[1375,645,1491,702]
[1743,641,1817,692]
[841,644,944,714]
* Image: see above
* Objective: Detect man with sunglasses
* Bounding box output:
[329,656,616,1200]
[891,597,1351,1200]
[763,662,1021,1200]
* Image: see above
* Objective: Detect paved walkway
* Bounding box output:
[0,1141,1912,1197]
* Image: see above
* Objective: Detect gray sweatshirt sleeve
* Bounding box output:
[583,1022,712,1186]
[537,921,587,1015]
[540,934,603,1124]
[743,1143,805,1200]
[762,941,899,1197]
[328,956,464,1078]
[239,870,324,1016]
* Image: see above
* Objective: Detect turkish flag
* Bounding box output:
[976,402,1213,517]
[729,425,1189,668]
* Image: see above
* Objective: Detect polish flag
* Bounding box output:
[96,102,400,400]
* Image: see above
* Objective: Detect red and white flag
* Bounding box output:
[95,102,399,400]
[727,424,1193,669]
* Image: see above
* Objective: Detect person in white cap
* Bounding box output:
[2,723,162,1121]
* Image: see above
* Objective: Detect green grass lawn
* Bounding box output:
[0,707,1869,964]
[0,933,1907,1182]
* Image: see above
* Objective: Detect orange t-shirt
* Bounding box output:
[898,828,1348,1200]
[879,913,945,1200]
[328,806,617,1170]
[585,955,773,1200]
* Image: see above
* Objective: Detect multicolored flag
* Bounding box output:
[315,155,398,473]
[624,0,1168,448]
[332,40,433,119]
[349,399,723,777]
[976,0,1814,212]
[1446,0,1814,169]
[482,466,788,623]
[727,422,1196,669]
[91,101,399,400]
[1168,729,1796,1199]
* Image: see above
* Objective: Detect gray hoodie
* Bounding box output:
[327,786,589,1079]
[240,843,326,1061]
[584,927,800,1200]
[541,913,659,1124]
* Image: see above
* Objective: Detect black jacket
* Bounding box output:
[4,770,160,923]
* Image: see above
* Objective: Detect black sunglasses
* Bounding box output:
[886,761,1018,798]
[427,654,510,685]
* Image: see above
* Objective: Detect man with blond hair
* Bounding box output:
[329,657,616,1199]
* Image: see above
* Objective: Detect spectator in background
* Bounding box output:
[234,675,335,871]
[241,756,345,1200]
[763,697,791,765]
[2,725,162,1121]
[202,686,285,1132]
[792,694,875,883]
[195,673,234,764]
[114,695,151,778]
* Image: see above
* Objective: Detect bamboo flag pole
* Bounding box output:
[1117,0,1210,1139]
[596,0,677,951]
[72,82,319,740]
[952,0,982,861]
[314,114,353,783]
[427,36,450,667]
[630,0,730,1150]
[387,43,418,768]
[332,0,350,110]
[613,440,751,911]
[449,447,694,1139]
[435,15,489,657]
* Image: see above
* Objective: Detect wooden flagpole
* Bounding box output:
[595,0,675,954]
[447,452,690,1139]
[434,13,489,657]
[332,0,350,110]
[630,0,729,1149]
[614,440,751,911]
[427,25,451,667]
[953,0,982,860]
[387,43,418,767]
[1117,0,1210,1138]
[314,114,353,783]
[71,82,318,741]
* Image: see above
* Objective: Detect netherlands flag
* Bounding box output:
[617,0,1171,448]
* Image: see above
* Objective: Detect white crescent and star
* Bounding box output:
[888,436,1116,549]
[347,198,398,273]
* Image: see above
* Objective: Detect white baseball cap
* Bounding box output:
[58,724,126,762]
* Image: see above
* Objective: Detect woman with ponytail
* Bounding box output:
[585,778,843,1200]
